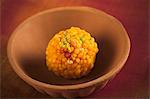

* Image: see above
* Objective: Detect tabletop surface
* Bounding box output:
[1,0,149,98]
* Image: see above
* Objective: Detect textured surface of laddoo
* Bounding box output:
[46,27,99,79]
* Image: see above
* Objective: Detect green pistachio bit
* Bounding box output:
[80,36,85,43]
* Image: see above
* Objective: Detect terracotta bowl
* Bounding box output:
[7,7,130,98]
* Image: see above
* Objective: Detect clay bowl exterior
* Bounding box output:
[7,7,130,98]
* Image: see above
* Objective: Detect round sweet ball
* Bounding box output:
[46,27,99,79]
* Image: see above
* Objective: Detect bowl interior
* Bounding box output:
[10,8,129,85]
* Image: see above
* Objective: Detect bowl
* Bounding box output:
[7,7,130,98]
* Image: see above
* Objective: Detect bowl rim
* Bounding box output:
[7,6,131,90]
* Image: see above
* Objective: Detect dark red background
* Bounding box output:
[1,0,149,98]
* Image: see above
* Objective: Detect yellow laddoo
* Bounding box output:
[46,27,99,79]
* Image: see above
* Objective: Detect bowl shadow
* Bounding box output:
[20,36,115,85]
